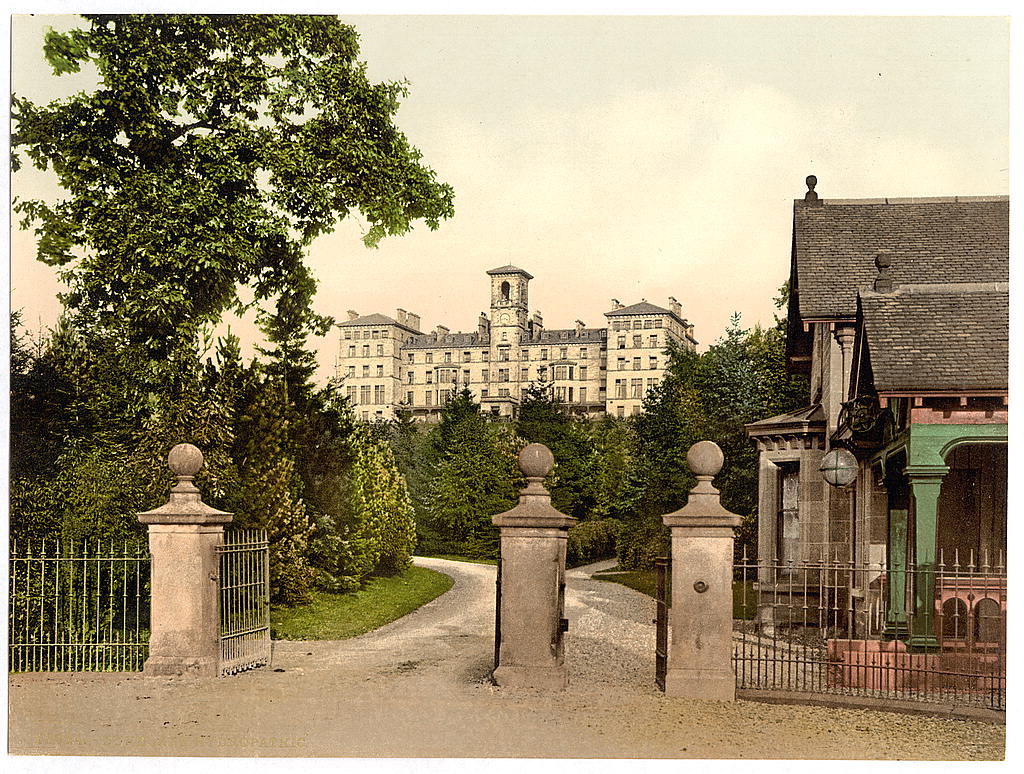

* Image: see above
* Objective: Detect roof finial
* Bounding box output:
[873,250,895,293]
[804,174,819,203]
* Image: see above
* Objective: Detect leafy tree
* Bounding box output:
[13,13,455,360]
[419,390,523,558]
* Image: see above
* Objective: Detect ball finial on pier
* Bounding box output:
[687,440,724,478]
[168,443,204,477]
[519,443,555,479]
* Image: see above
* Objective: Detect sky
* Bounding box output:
[8,11,1011,386]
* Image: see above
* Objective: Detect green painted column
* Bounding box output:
[883,507,909,638]
[906,466,946,650]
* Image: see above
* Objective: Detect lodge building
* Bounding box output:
[336,265,698,421]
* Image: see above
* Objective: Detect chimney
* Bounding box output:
[406,312,421,332]
[611,299,624,310]
[873,251,895,293]
[531,311,544,341]
[575,319,585,336]
[668,296,682,317]
[478,312,490,337]
[347,310,360,321]
[396,308,408,325]
[804,174,823,206]
[436,324,449,339]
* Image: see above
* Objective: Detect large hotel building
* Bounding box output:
[336,266,697,421]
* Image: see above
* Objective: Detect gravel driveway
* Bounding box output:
[8,557,1004,759]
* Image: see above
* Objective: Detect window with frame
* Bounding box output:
[372,330,380,339]
[377,344,384,356]
[424,392,432,406]
[633,320,642,329]
[348,345,355,357]
[426,353,433,364]
[362,365,370,377]
[498,388,510,397]
[615,379,626,399]
[407,353,415,363]
[617,335,626,349]
[347,386,357,402]
[407,371,414,383]
[554,365,567,380]
[498,368,509,382]
[464,351,472,362]
[556,386,567,401]
[347,366,355,378]
[777,465,800,565]
[579,387,587,403]
[654,319,663,328]
[363,330,371,339]
[344,331,352,340]
[540,349,548,360]
[631,378,642,398]
[444,351,452,363]
[360,385,371,404]
[374,385,384,403]
[580,347,588,358]
[406,391,413,404]
[362,345,370,356]
[579,366,587,380]
[426,372,433,384]
[649,334,658,348]
[463,369,471,383]
[617,405,625,418]
[376,364,384,377]
[644,320,653,329]
[618,358,626,370]
[633,357,641,370]
[521,368,529,380]
[649,356,657,370]
[633,335,641,347]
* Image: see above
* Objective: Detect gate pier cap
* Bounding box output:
[138,444,233,677]
[493,443,575,529]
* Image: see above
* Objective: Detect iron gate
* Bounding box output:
[655,555,670,691]
[217,529,271,675]
[493,556,502,670]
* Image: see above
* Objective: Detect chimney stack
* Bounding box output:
[436,324,449,339]
[575,319,585,336]
[531,311,544,341]
[611,299,624,310]
[347,310,360,321]
[478,313,490,338]
[668,296,682,317]
[406,312,421,332]
[396,308,408,325]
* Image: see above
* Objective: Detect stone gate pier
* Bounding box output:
[662,440,741,700]
[492,443,576,689]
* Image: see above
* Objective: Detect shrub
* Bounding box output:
[567,518,620,567]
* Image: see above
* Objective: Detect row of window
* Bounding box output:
[616,334,661,349]
[610,318,664,331]
[612,377,660,399]
[343,328,392,340]
[347,363,388,378]
[400,364,595,385]
[347,343,388,358]
[402,386,597,406]
[617,356,659,370]
[346,384,388,405]
[404,346,596,365]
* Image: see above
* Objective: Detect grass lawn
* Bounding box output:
[270,565,454,640]
[592,566,756,619]
[422,554,498,565]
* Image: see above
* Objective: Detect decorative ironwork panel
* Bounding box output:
[217,529,271,676]
[733,547,1006,711]
[9,539,150,672]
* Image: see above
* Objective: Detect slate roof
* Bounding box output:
[337,312,402,328]
[532,327,607,344]
[793,196,1008,320]
[405,331,485,349]
[859,283,1008,393]
[604,301,673,317]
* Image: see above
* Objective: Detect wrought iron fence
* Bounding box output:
[733,548,1006,711]
[9,538,151,672]
[217,529,271,675]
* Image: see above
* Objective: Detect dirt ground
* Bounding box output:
[7,557,1005,760]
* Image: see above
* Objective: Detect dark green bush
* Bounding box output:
[567,518,620,567]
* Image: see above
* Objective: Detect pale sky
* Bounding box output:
[9,12,1011,385]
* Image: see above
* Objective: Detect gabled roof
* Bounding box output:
[486,264,534,279]
[859,283,1008,393]
[604,301,672,317]
[791,196,1008,321]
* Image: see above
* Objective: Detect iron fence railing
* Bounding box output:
[217,529,271,675]
[9,538,151,672]
[733,548,1006,711]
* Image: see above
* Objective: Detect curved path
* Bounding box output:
[8,557,1003,759]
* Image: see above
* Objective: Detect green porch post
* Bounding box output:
[905,466,945,650]
[883,507,909,638]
